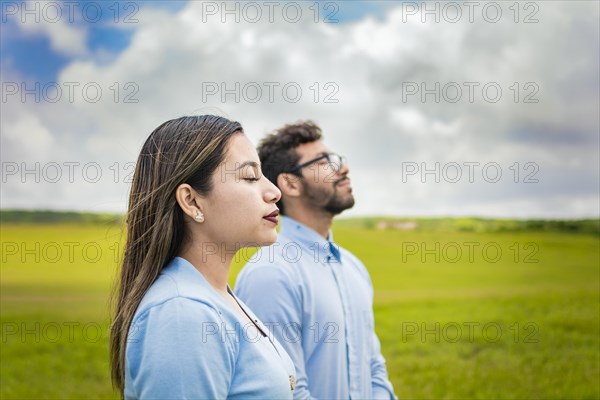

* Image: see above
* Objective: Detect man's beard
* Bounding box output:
[304,178,355,216]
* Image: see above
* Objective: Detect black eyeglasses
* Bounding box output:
[287,153,347,173]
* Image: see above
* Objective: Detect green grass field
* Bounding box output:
[1,218,598,399]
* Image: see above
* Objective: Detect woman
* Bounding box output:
[110,115,295,399]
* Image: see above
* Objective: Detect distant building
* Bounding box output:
[376,220,418,230]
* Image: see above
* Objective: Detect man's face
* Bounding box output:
[294,140,355,215]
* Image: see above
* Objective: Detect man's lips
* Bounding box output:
[263,209,279,224]
[335,178,351,187]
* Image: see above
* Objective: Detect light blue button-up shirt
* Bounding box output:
[235,216,396,400]
[125,257,296,399]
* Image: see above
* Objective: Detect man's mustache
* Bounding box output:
[334,177,349,186]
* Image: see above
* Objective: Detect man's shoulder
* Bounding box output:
[235,235,314,289]
[238,243,297,278]
[337,245,373,281]
[338,245,364,265]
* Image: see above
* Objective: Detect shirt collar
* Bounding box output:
[279,216,341,262]
[162,257,234,305]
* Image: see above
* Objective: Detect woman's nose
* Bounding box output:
[264,177,281,203]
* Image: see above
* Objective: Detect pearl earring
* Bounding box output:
[195,210,204,222]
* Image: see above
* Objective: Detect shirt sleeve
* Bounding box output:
[370,330,398,400]
[349,252,397,400]
[235,265,317,400]
[125,297,236,400]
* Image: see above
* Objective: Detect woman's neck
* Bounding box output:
[177,240,233,293]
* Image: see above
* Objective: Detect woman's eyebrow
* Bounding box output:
[236,161,260,170]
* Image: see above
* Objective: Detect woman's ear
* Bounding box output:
[175,183,204,222]
[277,173,302,198]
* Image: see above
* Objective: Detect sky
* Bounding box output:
[1,0,599,218]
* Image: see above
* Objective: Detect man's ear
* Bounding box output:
[175,183,204,221]
[277,173,302,198]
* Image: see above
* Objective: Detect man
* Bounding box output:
[235,121,396,399]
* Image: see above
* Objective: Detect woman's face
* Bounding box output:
[200,132,281,248]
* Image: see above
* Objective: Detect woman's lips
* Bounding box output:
[263,210,279,225]
[263,216,278,224]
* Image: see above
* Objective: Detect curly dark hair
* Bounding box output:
[258,121,322,215]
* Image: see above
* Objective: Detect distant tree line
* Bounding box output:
[0,210,124,225]
[334,216,600,235]
[1,210,598,235]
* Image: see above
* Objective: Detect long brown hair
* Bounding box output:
[110,115,242,394]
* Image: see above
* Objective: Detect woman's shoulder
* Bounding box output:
[132,257,223,324]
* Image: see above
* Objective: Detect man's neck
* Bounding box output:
[285,207,334,239]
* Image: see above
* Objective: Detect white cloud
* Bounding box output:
[16,0,89,57]
[389,107,461,137]
[2,1,599,217]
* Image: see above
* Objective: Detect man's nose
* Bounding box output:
[338,160,350,175]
